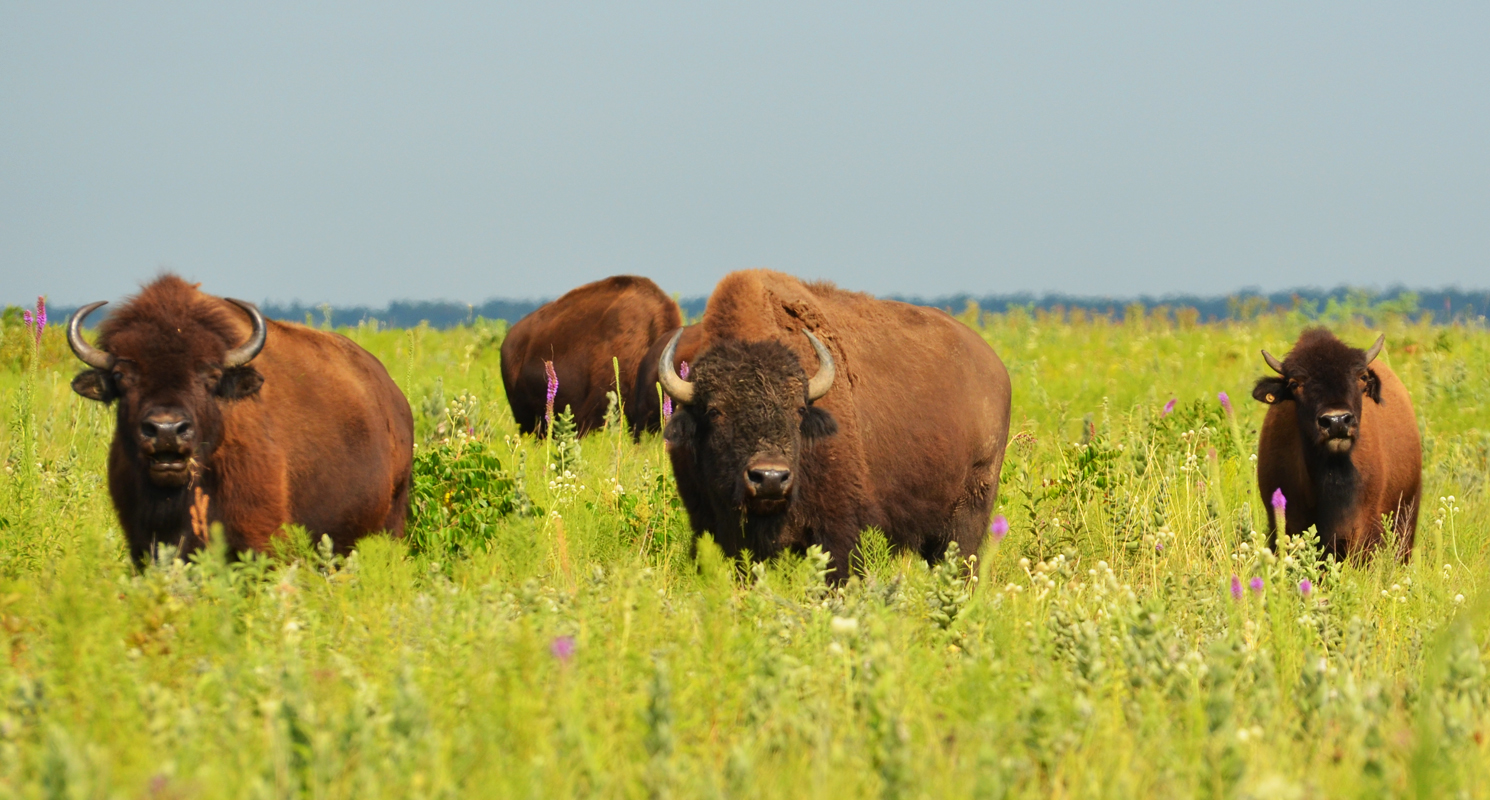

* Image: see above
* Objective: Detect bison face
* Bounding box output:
[1252,329,1384,457]
[67,297,267,489]
[661,333,838,519]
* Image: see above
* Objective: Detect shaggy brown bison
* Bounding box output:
[68,275,414,563]
[1252,328,1421,559]
[658,270,1012,579]
[628,324,705,438]
[500,276,681,437]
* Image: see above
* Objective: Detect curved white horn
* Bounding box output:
[67,301,114,370]
[804,330,836,401]
[223,299,267,367]
[657,329,694,404]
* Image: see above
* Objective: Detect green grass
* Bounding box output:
[2,307,1490,798]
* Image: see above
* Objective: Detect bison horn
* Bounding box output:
[1363,333,1385,364]
[804,330,836,402]
[223,298,267,367]
[657,329,694,404]
[67,301,115,370]
[1261,349,1285,375]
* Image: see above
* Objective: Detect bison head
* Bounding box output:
[67,289,267,489]
[659,330,838,521]
[1252,328,1384,456]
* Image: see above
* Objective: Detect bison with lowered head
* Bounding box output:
[68,275,414,563]
[658,270,1012,579]
[1252,328,1421,559]
[501,275,681,438]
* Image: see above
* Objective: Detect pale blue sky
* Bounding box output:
[3,2,1487,305]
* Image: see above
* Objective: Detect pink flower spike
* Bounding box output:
[1248,576,1264,595]
[989,515,1009,542]
[678,360,690,380]
[1162,398,1176,416]
[1218,391,1232,415]
[1230,575,1243,600]
[550,635,576,663]
[662,395,673,421]
[1271,488,1287,513]
[1299,579,1312,596]
[543,360,559,429]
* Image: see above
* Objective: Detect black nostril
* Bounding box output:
[140,421,158,438]
[170,420,192,438]
[1338,413,1353,427]
[1317,416,1333,430]
[748,468,791,491]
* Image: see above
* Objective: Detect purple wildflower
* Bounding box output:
[544,360,559,429]
[1271,488,1286,513]
[1162,398,1176,416]
[550,635,576,663]
[22,297,46,345]
[1299,579,1312,596]
[1155,541,1164,553]
[679,360,690,380]
[1249,576,1264,596]
[989,515,1009,542]
[1218,391,1232,415]
[662,395,673,421]
[1230,574,1243,600]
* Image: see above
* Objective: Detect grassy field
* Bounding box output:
[2,303,1490,798]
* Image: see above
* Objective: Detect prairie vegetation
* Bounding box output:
[1,304,1488,798]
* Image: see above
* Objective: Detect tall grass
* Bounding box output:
[0,308,1487,798]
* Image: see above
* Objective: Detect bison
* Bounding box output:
[1252,328,1421,559]
[628,324,705,438]
[500,275,681,437]
[68,275,414,563]
[657,270,1012,579]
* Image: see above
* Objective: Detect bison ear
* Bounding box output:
[801,405,838,439]
[1252,377,1289,405]
[71,370,116,403]
[217,366,264,400]
[664,408,696,447]
[1364,368,1383,404]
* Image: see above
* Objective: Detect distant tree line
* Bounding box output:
[38,286,1490,331]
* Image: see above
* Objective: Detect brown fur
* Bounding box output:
[629,324,707,437]
[664,270,1013,578]
[1253,328,1421,559]
[73,275,414,562]
[500,276,681,437]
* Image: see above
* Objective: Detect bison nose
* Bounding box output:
[141,415,192,444]
[1317,412,1354,437]
[745,466,793,497]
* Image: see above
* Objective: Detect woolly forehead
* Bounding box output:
[690,340,809,400]
[96,305,242,366]
[1281,331,1368,379]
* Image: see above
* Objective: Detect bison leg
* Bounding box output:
[383,465,412,539]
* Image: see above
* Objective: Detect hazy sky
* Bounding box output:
[4,2,1488,306]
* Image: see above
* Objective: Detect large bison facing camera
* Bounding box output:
[658,270,1012,580]
[68,275,414,563]
[1252,328,1421,559]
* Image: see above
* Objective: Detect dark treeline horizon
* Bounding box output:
[35,286,1490,331]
